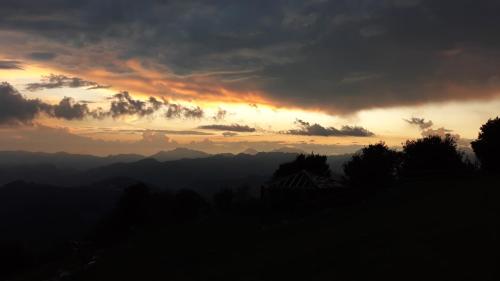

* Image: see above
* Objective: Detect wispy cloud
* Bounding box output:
[198,124,256,132]
[404,117,433,129]
[26,74,110,91]
[212,108,227,121]
[0,60,23,70]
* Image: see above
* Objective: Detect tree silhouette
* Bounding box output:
[400,135,466,177]
[471,117,500,172]
[273,153,330,178]
[343,142,400,189]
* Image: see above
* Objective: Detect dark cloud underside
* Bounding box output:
[28,52,57,61]
[2,1,500,112]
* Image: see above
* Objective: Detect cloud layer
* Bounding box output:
[2,1,500,113]
[0,124,365,156]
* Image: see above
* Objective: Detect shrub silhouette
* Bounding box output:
[471,117,500,172]
[114,183,151,228]
[172,189,209,222]
[400,135,466,177]
[214,188,234,212]
[343,142,400,189]
[273,153,330,178]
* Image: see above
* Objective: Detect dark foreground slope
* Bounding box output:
[14,174,497,281]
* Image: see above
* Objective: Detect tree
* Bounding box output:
[343,142,400,189]
[400,135,466,177]
[471,117,500,172]
[273,153,330,178]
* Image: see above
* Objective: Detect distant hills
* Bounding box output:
[271,147,306,154]
[0,151,144,170]
[0,148,213,170]
[0,150,353,195]
[80,152,301,195]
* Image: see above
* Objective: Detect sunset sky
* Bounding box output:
[1,0,499,155]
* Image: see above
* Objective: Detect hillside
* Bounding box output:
[11,174,497,281]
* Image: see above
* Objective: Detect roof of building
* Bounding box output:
[265,170,342,190]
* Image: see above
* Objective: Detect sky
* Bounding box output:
[1,0,499,156]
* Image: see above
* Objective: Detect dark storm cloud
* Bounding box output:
[26,74,110,91]
[0,60,23,70]
[3,1,500,112]
[198,124,256,133]
[404,117,433,130]
[286,119,374,137]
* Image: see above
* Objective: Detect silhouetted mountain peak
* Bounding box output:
[271,147,306,154]
[241,148,259,155]
[150,148,210,162]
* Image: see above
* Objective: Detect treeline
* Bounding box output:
[344,117,500,189]
[92,118,500,239]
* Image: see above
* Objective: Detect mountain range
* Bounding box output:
[0,150,352,195]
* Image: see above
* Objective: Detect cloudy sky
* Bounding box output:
[1,0,499,155]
